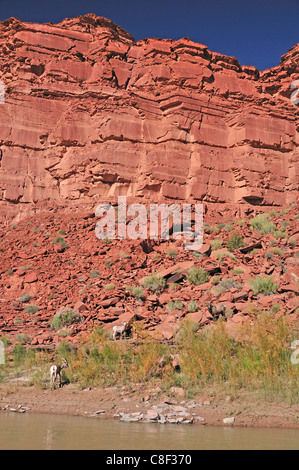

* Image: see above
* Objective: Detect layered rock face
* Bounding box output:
[0,14,298,219]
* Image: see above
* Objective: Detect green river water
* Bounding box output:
[0,412,298,450]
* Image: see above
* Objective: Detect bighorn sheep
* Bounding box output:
[207,301,226,318]
[158,353,182,372]
[112,321,128,341]
[50,358,68,390]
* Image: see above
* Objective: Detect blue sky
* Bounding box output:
[0,0,298,70]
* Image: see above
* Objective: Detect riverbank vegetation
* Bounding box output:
[1,312,299,404]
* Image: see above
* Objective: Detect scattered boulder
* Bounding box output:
[223,417,235,424]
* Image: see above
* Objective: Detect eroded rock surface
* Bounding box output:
[0,14,298,221]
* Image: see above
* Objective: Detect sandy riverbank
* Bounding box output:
[0,382,298,429]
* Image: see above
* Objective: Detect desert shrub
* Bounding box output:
[271,247,283,255]
[167,249,178,259]
[176,313,299,400]
[271,304,281,313]
[104,284,115,291]
[52,236,68,249]
[280,208,288,216]
[210,239,222,250]
[187,300,199,313]
[90,270,101,278]
[250,276,278,296]
[216,251,234,264]
[142,274,166,294]
[17,293,31,303]
[186,267,209,285]
[25,304,40,314]
[232,268,245,274]
[13,344,26,365]
[166,300,184,312]
[204,223,218,234]
[20,265,32,271]
[57,328,72,338]
[223,224,234,232]
[169,282,180,292]
[132,286,145,300]
[50,307,81,331]
[191,251,203,259]
[288,238,297,247]
[274,230,287,239]
[211,275,221,284]
[15,333,31,344]
[226,232,244,252]
[214,278,241,296]
[6,268,14,275]
[250,214,276,234]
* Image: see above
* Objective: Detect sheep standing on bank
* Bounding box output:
[112,321,128,341]
[50,358,68,390]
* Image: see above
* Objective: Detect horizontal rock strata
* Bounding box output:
[0,14,298,221]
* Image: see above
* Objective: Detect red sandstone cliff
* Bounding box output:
[0,13,298,219]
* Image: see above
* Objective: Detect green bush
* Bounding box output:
[271,247,283,255]
[166,300,184,312]
[232,268,245,274]
[226,232,243,252]
[52,236,68,249]
[288,238,297,248]
[50,307,81,331]
[167,250,178,259]
[142,274,166,294]
[210,239,222,250]
[13,344,26,365]
[213,278,241,296]
[219,278,239,290]
[223,224,234,232]
[25,304,40,314]
[90,270,101,278]
[187,300,199,313]
[104,284,115,291]
[212,275,221,284]
[17,293,31,303]
[191,251,203,259]
[250,276,278,296]
[250,214,276,234]
[15,333,31,344]
[132,286,145,300]
[186,267,209,285]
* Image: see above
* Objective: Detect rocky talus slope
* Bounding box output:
[0,14,298,346]
[0,204,298,346]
